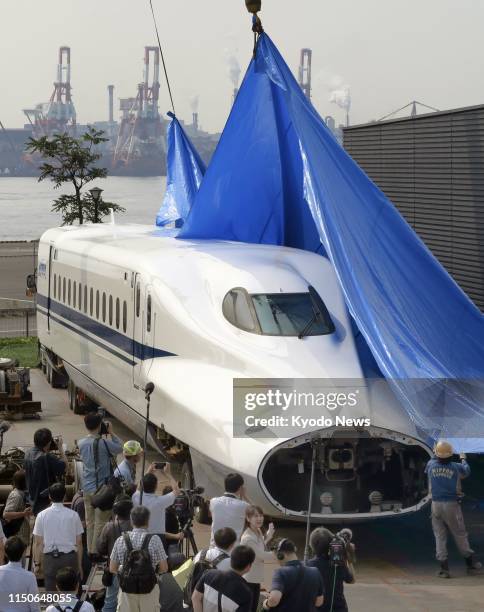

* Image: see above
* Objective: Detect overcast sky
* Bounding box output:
[1,0,483,133]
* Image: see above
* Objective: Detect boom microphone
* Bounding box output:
[0,421,11,434]
[144,382,155,399]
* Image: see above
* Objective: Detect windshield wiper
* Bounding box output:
[298,306,322,339]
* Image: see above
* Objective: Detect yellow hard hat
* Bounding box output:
[434,440,453,459]
[123,440,142,456]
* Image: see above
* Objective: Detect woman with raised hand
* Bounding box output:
[241,505,276,612]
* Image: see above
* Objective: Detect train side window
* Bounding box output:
[68,279,71,306]
[73,282,77,309]
[96,290,100,319]
[136,283,140,318]
[78,283,82,310]
[146,295,152,332]
[53,274,57,299]
[109,295,113,326]
[84,285,87,314]
[102,292,106,323]
[123,301,127,333]
[115,298,120,329]
[63,277,66,303]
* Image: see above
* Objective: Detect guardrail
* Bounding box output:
[0,298,37,338]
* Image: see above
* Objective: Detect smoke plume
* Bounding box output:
[190,95,199,113]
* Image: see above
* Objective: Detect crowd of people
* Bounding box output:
[0,414,480,612]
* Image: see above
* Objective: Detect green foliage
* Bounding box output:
[52,194,126,226]
[26,127,124,225]
[0,337,39,368]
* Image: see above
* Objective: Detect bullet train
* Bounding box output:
[35,223,432,523]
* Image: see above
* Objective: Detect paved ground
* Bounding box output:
[5,370,484,611]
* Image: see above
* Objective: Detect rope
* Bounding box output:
[148,0,176,115]
[252,14,264,58]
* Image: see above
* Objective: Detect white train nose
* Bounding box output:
[258,425,432,522]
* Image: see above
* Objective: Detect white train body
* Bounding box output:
[36,224,431,522]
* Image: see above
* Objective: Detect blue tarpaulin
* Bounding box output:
[156,112,206,227]
[178,34,484,451]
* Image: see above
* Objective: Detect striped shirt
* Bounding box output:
[110,528,167,570]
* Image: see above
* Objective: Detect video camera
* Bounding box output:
[173,486,205,525]
[329,528,354,567]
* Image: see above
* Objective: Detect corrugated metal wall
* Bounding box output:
[344,105,484,310]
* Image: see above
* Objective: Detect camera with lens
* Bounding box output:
[99,420,109,436]
[174,486,205,526]
[329,528,354,567]
[49,436,61,451]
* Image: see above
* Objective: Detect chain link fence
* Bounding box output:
[0,302,37,338]
[0,241,38,338]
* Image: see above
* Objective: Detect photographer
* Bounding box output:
[24,428,67,516]
[262,539,323,611]
[209,473,251,545]
[115,440,143,493]
[307,528,355,612]
[78,413,123,556]
[132,464,180,547]
[3,470,32,550]
[97,497,133,612]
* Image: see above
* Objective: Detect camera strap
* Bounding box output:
[93,437,121,486]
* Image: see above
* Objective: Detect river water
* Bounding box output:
[0,176,167,240]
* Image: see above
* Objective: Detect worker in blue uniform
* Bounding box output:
[425,440,482,578]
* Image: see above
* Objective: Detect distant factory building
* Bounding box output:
[344,104,484,310]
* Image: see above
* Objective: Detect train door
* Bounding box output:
[132,274,154,388]
[47,245,54,332]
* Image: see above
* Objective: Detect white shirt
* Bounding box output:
[33,503,84,553]
[131,491,176,534]
[114,459,136,485]
[209,495,249,544]
[194,546,232,572]
[0,562,40,612]
[46,598,94,612]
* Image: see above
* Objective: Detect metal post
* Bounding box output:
[304,441,318,562]
[139,394,150,506]
[26,311,29,337]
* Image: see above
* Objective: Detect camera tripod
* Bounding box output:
[179,515,198,558]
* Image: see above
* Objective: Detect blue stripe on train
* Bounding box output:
[37,293,176,362]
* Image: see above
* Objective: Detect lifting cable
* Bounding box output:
[149,0,176,116]
[246,1,264,58]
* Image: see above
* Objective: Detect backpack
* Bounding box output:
[183,549,229,606]
[54,600,83,612]
[118,533,158,594]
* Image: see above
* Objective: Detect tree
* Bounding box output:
[26,128,125,225]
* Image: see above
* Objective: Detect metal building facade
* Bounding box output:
[344,105,484,310]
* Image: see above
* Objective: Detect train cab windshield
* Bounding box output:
[222,286,335,337]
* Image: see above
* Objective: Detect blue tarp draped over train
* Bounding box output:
[176,33,484,452]
[156,113,206,227]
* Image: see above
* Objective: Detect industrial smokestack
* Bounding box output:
[298,48,312,99]
[108,85,114,123]
[192,113,199,131]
